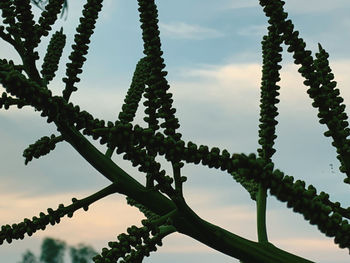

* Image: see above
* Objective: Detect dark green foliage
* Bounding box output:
[14,0,37,50]
[70,243,98,263]
[41,27,66,85]
[231,171,259,201]
[93,223,175,263]
[40,237,66,263]
[18,237,98,263]
[62,0,103,101]
[0,1,17,31]
[23,134,64,165]
[117,57,149,125]
[0,90,27,109]
[1,0,350,262]
[35,0,66,39]
[18,250,39,263]
[126,197,161,221]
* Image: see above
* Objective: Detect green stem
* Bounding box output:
[172,162,183,195]
[105,146,115,159]
[171,195,314,263]
[56,120,176,216]
[256,183,268,243]
[158,224,177,236]
[64,183,119,213]
[48,119,314,263]
[149,208,177,226]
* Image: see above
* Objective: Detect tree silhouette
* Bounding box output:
[40,237,66,263]
[0,0,349,262]
[69,243,98,263]
[18,237,98,263]
[19,250,39,263]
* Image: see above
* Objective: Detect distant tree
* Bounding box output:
[18,250,39,263]
[40,237,66,263]
[69,243,98,263]
[18,237,98,263]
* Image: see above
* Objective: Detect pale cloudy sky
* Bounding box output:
[1,0,350,262]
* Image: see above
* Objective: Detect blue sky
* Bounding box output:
[1,0,350,262]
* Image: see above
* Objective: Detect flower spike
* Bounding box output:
[62,0,103,102]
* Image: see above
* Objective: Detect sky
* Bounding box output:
[1,0,350,262]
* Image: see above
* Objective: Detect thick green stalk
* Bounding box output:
[55,119,176,216]
[256,183,268,243]
[171,196,314,263]
[55,116,314,263]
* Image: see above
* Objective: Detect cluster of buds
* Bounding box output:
[93,224,163,263]
[0,91,26,109]
[0,182,118,247]
[62,0,103,101]
[1,202,75,245]
[259,0,350,183]
[41,27,66,84]
[23,134,64,164]
[93,209,176,263]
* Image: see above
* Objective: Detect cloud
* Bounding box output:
[169,62,262,113]
[236,24,267,37]
[271,237,349,263]
[99,0,119,21]
[223,0,258,10]
[222,0,349,14]
[169,59,350,117]
[342,17,350,29]
[159,22,225,40]
[283,0,350,14]
[275,238,340,252]
[67,85,128,121]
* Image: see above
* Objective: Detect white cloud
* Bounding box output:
[342,17,350,29]
[159,22,225,40]
[283,0,350,14]
[275,238,340,252]
[222,0,349,14]
[219,0,350,24]
[169,59,350,117]
[237,24,267,37]
[67,86,128,121]
[99,0,119,21]
[224,0,258,10]
[170,62,262,113]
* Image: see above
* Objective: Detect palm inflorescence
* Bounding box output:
[0,1,349,263]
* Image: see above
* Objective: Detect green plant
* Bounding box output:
[0,0,349,262]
